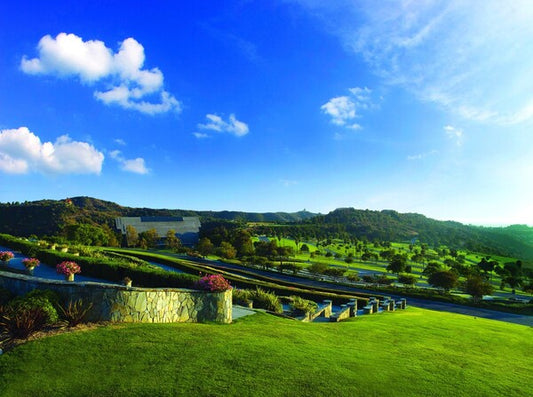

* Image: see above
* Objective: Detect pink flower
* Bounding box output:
[22,258,40,268]
[0,251,14,262]
[56,261,81,276]
[195,274,232,292]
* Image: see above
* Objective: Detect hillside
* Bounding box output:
[0,197,316,236]
[302,208,533,260]
[1,198,532,260]
[0,310,531,396]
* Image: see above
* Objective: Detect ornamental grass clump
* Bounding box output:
[195,274,232,292]
[58,299,94,327]
[250,287,282,313]
[22,258,40,269]
[56,261,81,276]
[289,295,318,316]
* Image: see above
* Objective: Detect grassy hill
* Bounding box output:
[1,197,532,260]
[0,197,316,237]
[0,308,530,396]
[301,208,533,260]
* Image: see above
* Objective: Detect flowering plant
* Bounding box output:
[195,274,232,292]
[22,257,40,269]
[56,261,81,276]
[0,251,14,262]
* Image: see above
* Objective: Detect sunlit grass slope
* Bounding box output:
[0,308,531,397]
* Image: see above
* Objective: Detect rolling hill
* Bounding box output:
[1,197,532,260]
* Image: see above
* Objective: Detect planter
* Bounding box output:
[26,266,35,275]
[65,273,75,282]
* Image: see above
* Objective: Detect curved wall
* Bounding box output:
[0,271,232,324]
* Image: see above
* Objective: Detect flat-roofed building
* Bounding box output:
[115,216,200,246]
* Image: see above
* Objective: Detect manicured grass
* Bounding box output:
[0,308,531,396]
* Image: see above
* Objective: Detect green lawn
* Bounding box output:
[0,308,531,396]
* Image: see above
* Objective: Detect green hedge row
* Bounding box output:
[108,249,372,306]
[0,234,199,289]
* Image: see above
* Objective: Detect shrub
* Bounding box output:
[346,272,360,282]
[0,305,49,339]
[195,274,232,292]
[323,268,345,277]
[250,288,282,313]
[362,275,375,283]
[58,299,94,327]
[232,289,252,305]
[376,274,394,285]
[289,295,318,316]
[398,274,417,286]
[8,290,60,325]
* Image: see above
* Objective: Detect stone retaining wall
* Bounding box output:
[0,271,232,324]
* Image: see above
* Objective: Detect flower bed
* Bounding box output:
[195,274,232,292]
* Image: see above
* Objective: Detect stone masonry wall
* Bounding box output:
[0,271,232,324]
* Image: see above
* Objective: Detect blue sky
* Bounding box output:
[1,1,532,225]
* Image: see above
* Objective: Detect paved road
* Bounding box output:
[401,297,533,326]
[169,254,533,327]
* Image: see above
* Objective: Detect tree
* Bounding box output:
[165,229,181,251]
[139,228,158,249]
[398,274,417,287]
[217,241,237,259]
[197,237,214,258]
[387,254,407,274]
[308,262,328,275]
[428,270,458,293]
[254,240,278,258]
[126,225,138,247]
[464,276,493,302]
[276,246,294,266]
[422,261,442,277]
[232,230,254,257]
[323,268,345,278]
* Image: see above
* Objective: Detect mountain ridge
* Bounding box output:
[1,197,532,260]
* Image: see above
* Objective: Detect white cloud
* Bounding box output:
[122,158,149,174]
[0,127,104,174]
[407,150,438,161]
[21,33,180,115]
[197,114,249,137]
[295,1,533,125]
[109,150,149,174]
[321,86,372,128]
[114,138,126,146]
[193,132,210,139]
[444,125,463,146]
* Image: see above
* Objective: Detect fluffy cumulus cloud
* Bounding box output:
[295,0,533,124]
[0,127,104,174]
[109,150,149,174]
[321,86,372,129]
[197,114,249,137]
[21,33,180,115]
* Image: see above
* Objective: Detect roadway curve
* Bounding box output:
[185,256,533,327]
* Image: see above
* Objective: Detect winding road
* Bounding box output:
[184,256,533,327]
